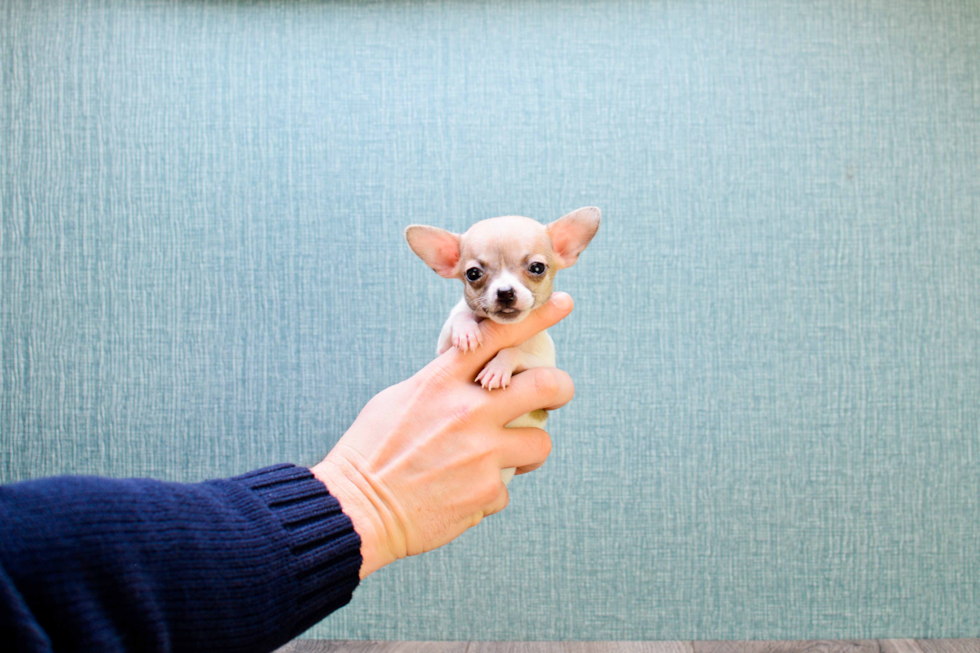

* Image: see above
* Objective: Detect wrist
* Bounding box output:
[310,455,395,579]
[452,309,479,327]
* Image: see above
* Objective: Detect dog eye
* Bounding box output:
[528,262,546,275]
[466,267,483,282]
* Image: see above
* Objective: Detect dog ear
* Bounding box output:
[546,207,601,269]
[405,225,461,278]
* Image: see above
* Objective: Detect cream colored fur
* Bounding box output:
[406,207,601,485]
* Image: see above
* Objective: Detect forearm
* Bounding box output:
[0,465,361,653]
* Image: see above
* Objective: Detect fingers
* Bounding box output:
[445,293,574,380]
[483,292,573,351]
[470,475,510,526]
[483,482,510,517]
[513,461,545,476]
[495,426,552,473]
[486,366,575,425]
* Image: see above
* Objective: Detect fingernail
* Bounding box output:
[551,292,573,312]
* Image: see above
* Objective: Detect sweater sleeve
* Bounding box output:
[0,464,362,653]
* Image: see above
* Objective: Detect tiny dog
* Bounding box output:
[405,207,601,484]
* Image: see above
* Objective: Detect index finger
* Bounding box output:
[443,292,574,379]
[487,366,575,425]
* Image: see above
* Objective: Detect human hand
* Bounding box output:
[310,293,575,579]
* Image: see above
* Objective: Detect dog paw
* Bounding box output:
[475,353,515,391]
[451,320,483,353]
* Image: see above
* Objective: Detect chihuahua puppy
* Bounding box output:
[405,206,601,484]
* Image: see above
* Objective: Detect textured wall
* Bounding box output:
[2,0,979,641]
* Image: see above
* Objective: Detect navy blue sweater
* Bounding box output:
[0,464,362,652]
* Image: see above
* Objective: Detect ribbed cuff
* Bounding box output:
[231,464,362,637]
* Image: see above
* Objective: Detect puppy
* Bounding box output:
[405,207,601,484]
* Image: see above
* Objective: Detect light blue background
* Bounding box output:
[2,0,979,641]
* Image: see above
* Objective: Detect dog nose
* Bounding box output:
[497,287,516,304]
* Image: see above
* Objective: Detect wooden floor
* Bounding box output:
[277,641,980,653]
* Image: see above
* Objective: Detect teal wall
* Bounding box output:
[2,0,979,641]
